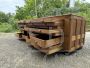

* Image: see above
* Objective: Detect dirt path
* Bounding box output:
[0,32,90,68]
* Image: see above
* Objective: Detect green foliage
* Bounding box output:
[15,6,26,20]
[0,11,18,32]
[15,0,69,20]
[15,0,90,21]
[0,11,10,23]
[76,2,90,26]
[8,16,18,30]
[0,22,18,33]
[0,23,13,32]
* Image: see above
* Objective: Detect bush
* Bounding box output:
[8,17,18,31]
[0,23,15,33]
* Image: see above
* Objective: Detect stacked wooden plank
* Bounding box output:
[16,14,86,55]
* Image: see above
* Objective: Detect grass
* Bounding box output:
[0,23,17,33]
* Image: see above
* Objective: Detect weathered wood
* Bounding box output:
[17,14,86,54]
[26,21,64,29]
[24,27,63,36]
[61,15,86,52]
[29,35,63,48]
[40,45,63,55]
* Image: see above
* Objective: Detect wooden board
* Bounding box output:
[18,23,27,28]
[24,27,63,36]
[40,45,63,55]
[26,20,64,29]
[16,32,28,41]
[29,35,63,48]
[26,22,57,29]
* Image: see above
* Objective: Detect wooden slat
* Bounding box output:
[72,36,76,41]
[71,34,85,41]
[63,18,71,51]
[24,28,63,36]
[76,35,81,39]
[40,45,63,55]
[29,35,63,48]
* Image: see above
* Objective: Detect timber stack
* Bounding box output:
[16,14,86,55]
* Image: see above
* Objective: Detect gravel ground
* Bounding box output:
[0,32,90,68]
